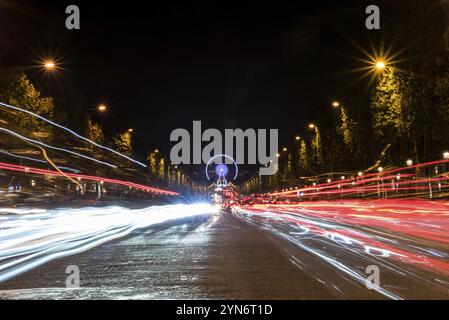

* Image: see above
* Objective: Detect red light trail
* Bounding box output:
[0,161,178,196]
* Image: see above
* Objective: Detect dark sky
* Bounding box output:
[0,0,386,180]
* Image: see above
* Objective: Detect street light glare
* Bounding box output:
[295,136,300,140]
[308,123,315,129]
[98,104,107,112]
[128,128,134,133]
[43,60,56,70]
[375,61,385,70]
[332,101,340,108]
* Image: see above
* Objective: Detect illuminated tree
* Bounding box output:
[158,157,165,179]
[87,118,104,144]
[337,106,356,149]
[113,131,132,156]
[371,68,411,146]
[298,140,309,174]
[0,73,54,137]
[310,128,323,170]
[148,152,157,177]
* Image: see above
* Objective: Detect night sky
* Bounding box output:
[0,0,387,179]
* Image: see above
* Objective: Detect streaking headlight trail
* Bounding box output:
[0,203,219,282]
[0,101,147,168]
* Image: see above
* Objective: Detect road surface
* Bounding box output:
[1,202,449,299]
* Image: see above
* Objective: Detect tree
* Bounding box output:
[432,31,449,150]
[370,0,449,163]
[0,73,55,138]
[86,118,104,144]
[298,140,309,176]
[148,152,157,178]
[310,128,323,171]
[113,131,132,156]
[158,157,165,179]
[371,68,411,144]
[284,153,294,181]
[337,106,356,151]
[369,67,414,164]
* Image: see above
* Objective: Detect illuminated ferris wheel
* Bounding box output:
[205,154,238,189]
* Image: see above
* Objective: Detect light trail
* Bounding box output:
[0,101,147,168]
[233,200,449,299]
[0,127,118,168]
[0,149,80,173]
[267,159,449,200]
[0,203,219,282]
[0,161,179,196]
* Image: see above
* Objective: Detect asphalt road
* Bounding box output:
[0,207,448,299]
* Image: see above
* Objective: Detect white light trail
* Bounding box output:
[0,149,80,173]
[0,127,117,168]
[0,101,147,168]
[0,203,218,282]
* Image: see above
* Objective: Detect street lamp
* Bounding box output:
[378,167,384,173]
[295,136,300,141]
[308,123,316,130]
[276,153,280,158]
[128,128,134,133]
[282,147,287,152]
[97,104,107,112]
[358,171,363,177]
[406,159,413,167]
[332,101,340,108]
[375,60,385,70]
[444,152,449,160]
[43,60,56,71]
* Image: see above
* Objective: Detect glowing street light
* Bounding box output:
[98,104,107,112]
[444,152,449,160]
[406,159,413,167]
[43,60,56,71]
[128,128,134,133]
[295,136,300,141]
[332,101,340,108]
[282,147,287,152]
[378,167,384,173]
[375,60,385,70]
[308,123,316,130]
[358,171,363,177]
[276,153,280,158]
